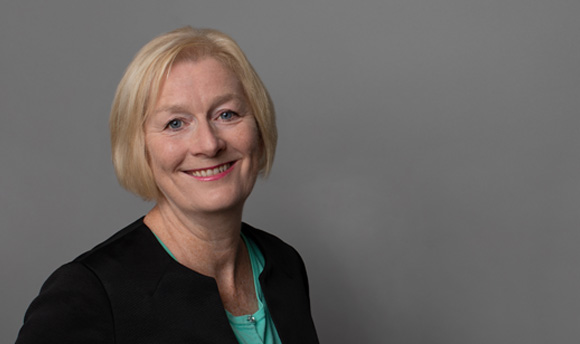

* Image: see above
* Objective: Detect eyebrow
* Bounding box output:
[153,104,189,115]
[153,93,244,115]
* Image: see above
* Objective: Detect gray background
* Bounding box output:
[2,0,579,343]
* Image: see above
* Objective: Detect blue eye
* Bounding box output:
[167,119,183,129]
[219,111,237,121]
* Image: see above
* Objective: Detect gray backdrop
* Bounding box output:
[2,1,579,343]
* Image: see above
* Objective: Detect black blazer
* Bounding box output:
[16,218,319,343]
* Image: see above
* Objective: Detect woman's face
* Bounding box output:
[144,57,262,216]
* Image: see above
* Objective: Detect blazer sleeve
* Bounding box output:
[15,262,115,344]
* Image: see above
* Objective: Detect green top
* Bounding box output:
[152,231,282,344]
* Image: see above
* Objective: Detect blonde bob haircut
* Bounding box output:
[110,26,277,201]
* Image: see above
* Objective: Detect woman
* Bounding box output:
[16,27,319,344]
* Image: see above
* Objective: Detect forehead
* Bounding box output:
[161,58,242,99]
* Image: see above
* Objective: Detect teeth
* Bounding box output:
[191,162,231,177]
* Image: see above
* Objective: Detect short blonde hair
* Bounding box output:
[110,27,277,201]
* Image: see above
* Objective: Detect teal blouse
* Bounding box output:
[153,231,282,344]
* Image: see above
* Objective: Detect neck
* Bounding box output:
[144,201,245,278]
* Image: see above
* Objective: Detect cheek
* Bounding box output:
[252,126,266,168]
[241,124,262,161]
[146,137,183,172]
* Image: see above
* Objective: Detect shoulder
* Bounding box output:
[242,223,304,261]
[74,217,159,265]
[241,222,309,278]
[16,262,115,343]
[71,217,173,296]
[16,218,170,343]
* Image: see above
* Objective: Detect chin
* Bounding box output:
[188,193,248,215]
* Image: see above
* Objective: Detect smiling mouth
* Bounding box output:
[187,161,235,178]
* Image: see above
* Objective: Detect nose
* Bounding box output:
[190,120,225,157]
